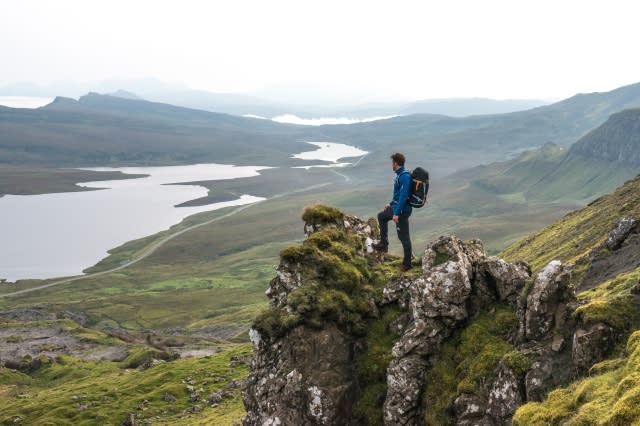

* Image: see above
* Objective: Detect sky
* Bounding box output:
[2,0,640,103]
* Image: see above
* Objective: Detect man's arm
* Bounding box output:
[392,173,412,216]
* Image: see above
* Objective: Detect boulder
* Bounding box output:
[572,322,615,370]
[605,216,638,251]
[524,260,573,341]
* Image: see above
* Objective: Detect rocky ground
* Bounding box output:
[242,192,640,425]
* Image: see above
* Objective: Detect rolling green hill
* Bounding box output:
[444,108,640,205]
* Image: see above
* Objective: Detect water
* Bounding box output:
[272,114,397,126]
[242,114,397,126]
[292,142,368,163]
[0,164,267,282]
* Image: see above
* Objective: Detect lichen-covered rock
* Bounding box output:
[486,362,524,423]
[454,393,492,426]
[243,206,378,425]
[477,257,531,308]
[572,322,615,370]
[524,359,553,402]
[243,324,359,425]
[523,260,573,341]
[383,235,531,426]
[605,215,638,250]
[383,354,427,425]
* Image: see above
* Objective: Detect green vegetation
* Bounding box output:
[0,344,252,425]
[513,331,640,425]
[502,176,640,275]
[301,204,345,225]
[423,308,520,425]
[353,305,402,425]
[253,211,390,338]
[574,268,640,331]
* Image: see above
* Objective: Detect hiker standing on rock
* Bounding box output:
[374,152,414,271]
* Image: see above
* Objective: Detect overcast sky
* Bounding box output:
[2,0,639,103]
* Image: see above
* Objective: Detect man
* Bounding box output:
[373,152,413,271]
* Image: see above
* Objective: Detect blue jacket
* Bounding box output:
[391,167,413,216]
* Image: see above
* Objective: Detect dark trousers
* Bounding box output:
[378,206,412,267]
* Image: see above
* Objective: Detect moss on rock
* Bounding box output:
[302,204,344,226]
[253,219,393,340]
[574,268,640,331]
[514,330,640,425]
[423,308,519,425]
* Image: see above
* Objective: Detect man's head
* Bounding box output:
[390,152,406,171]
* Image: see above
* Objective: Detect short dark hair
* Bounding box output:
[390,152,406,166]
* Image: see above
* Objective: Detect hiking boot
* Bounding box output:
[400,264,412,272]
[372,241,388,253]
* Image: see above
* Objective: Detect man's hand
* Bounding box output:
[392,215,399,224]
[384,204,390,210]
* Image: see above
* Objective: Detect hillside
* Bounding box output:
[3,82,640,177]
[446,107,640,205]
[243,176,640,424]
[2,178,639,424]
[0,93,308,167]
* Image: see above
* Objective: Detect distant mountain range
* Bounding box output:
[1,82,640,182]
[0,78,549,118]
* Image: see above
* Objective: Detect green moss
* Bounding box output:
[423,308,519,425]
[433,251,451,267]
[301,204,344,225]
[514,330,640,425]
[503,350,532,376]
[254,223,393,339]
[353,305,402,425]
[121,347,176,369]
[574,268,640,331]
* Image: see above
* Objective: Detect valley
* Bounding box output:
[0,82,639,425]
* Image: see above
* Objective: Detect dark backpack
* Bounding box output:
[404,167,430,208]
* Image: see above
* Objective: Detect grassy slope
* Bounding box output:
[502,175,640,273]
[500,176,640,424]
[0,343,252,425]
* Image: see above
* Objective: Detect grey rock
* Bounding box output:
[551,335,565,352]
[243,324,360,425]
[524,260,573,341]
[383,355,427,425]
[476,257,531,308]
[605,216,638,250]
[525,360,553,402]
[572,323,614,370]
[453,393,489,425]
[486,363,523,423]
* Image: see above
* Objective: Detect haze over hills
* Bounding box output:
[2,81,640,177]
[0,78,550,119]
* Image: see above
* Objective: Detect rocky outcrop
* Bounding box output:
[243,207,633,426]
[243,208,378,426]
[382,236,532,425]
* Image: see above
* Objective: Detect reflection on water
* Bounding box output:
[291,142,368,163]
[0,164,267,282]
